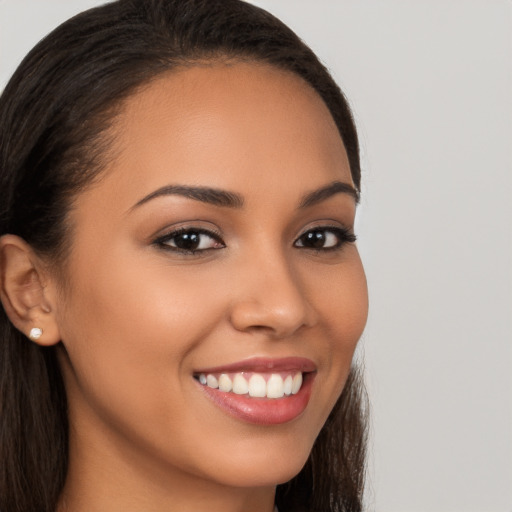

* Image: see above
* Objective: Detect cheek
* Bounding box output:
[56,250,227,424]
[55,251,242,479]
[306,249,368,405]
[310,249,368,348]
[62,249,225,348]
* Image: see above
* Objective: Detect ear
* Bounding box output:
[0,234,61,346]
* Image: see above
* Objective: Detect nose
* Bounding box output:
[228,253,317,338]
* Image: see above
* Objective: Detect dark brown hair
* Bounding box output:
[0,1,367,511]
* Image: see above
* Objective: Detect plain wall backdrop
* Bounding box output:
[1,1,511,511]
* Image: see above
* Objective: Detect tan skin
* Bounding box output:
[0,62,368,512]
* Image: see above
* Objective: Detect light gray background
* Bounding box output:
[1,1,511,511]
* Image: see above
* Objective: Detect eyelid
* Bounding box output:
[296,221,355,238]
[149,220,355,256]
[152,224,225,255]
[154,225,222,240]
[293,224,357,250]
[150,219,222,241]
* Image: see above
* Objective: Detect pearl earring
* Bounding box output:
[29,327,43,340]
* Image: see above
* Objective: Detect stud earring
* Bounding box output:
[29,327,43,340]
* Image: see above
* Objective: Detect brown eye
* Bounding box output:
[294,227,356,250]
[155,228,224,253]
[300,230,328,248]
[172,231,203,251]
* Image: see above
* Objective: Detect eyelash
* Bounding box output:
[153,225,356,255]
[153,227,224,254]
[294,226,357,252]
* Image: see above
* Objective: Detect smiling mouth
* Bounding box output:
[194,371,304,399]
[193,357,316,425]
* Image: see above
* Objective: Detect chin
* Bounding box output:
[200,440,312,489]
[217,464,307,489]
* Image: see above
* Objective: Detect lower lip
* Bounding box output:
[198,373,315,425]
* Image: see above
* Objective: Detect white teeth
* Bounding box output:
[283,375,293,395]
[200,371,304,398]
[266,374,284,398]
[291,372,303,394]
[232,373,249,394]
[248,374,267,397]
[218,373,232,392]
[206,374,218,389]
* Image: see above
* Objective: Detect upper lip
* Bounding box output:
[194,357,317,374]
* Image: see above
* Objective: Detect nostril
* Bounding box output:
[229,300,315,338]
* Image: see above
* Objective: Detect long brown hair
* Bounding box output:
[0,1,367,511]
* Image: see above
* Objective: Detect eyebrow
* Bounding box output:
[130,180,358,211]
[131,185,245,210]
[298,181,359,207]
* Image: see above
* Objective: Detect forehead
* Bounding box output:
[82,61,352,210]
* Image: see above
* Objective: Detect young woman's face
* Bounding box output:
[55,62,368,491]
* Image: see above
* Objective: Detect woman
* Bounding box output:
[0,1,368,511]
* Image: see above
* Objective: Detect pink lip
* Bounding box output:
[194,356,317,374]
[194,357,317,426]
